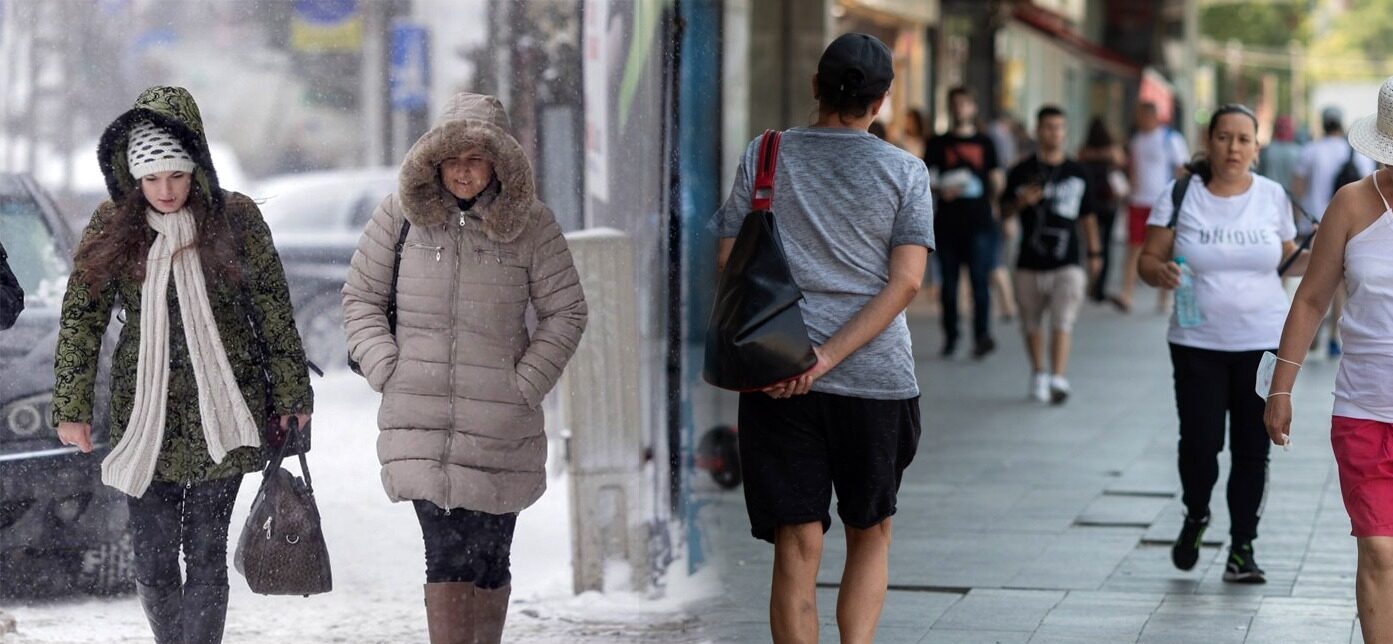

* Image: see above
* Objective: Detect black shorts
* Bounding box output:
[738,390,921,543]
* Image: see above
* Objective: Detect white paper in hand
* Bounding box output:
[1256,351,1278,400]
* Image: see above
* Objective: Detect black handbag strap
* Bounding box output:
[1166,173,1191,229]
[751,130,782,212]
[265,416,313,492]
[386,219,411,334]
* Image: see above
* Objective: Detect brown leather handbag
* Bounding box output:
[234,418,332,596]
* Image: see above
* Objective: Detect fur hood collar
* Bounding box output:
[97,86,223,212]
[398,92,536,242]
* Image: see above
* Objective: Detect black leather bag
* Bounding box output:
[234,419,332,596]
[704,130,817,392]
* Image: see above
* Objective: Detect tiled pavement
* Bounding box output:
[694,293,1364,643]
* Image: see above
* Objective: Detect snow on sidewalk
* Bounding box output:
[2,373,717,643]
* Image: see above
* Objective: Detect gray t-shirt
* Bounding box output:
[714,127,935,399]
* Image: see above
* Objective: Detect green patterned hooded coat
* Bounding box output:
[52,86,313,486]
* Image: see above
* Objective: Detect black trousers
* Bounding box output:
[1169,344,1272,542]
[1089,208,1118,301]
[413,500,517,589]
[127,475,242,590]
[937,226,996,343]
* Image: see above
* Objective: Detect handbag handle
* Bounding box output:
[751,130,782,212]
[264,417,314,493]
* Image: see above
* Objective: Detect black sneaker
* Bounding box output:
[972,336,997,359]
[1223,542,1266,584]
[941,337,958,359]
[1171,513,1209,571]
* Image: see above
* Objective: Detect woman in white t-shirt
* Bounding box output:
[1265,75,1393,644]
[1138,104,1307,585]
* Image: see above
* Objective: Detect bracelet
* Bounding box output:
[1267,392,1292,397]
[1274,356,1302,368]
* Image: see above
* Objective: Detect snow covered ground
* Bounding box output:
[1,373,718,643]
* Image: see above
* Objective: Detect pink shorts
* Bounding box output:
[1331,416,1393,537]
[1127,205,1152,246]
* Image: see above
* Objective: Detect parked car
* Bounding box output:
[0,173,130,597]
[254,167,397,371]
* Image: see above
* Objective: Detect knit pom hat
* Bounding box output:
[126,120,196,179]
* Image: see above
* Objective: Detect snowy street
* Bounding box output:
[1,373,716,644]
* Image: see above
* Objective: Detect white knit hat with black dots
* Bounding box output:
[126,120,196,179]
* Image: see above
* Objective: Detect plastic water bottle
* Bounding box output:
[1175,256,1203,328]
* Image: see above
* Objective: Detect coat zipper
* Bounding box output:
[440,213,465,515]
[408,241,443,262]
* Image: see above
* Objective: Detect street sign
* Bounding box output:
[389,24,430,112]
[291,0,362,53]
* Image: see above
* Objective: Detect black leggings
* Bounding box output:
[414,500,517,589]
[126,475,242,590]
[1170,344,1272,542]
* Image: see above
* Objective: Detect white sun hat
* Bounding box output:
[1348,76,1393,167]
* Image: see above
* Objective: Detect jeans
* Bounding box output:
[414,500,518,589]
[127,475,242,644]
[936,227,996,344]
[1169,344,1272,542]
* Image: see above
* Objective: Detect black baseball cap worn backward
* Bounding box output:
[817,33,894,98]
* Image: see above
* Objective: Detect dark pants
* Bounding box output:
[1170,344,1272,542]
[936,226,996,344]
[413,500,517,589]
[127,475,242,644]
[1089,208,1118,301]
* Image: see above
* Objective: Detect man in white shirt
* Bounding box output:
[1292,106,1378,358]
[1293,107,1376,219]
[1120,102,1188,313]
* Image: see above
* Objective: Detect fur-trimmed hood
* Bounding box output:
[398,92,537,242]
[97,86,223,212]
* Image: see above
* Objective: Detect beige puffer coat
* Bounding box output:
[342,93,587,514]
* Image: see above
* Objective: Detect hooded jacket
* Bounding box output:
[52,86,313,484]
[342,92,587,514]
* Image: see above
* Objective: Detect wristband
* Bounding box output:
[1267,392,1292,397]
[1274,356,1302,368]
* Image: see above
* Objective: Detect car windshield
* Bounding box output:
[257,181,350,233]
[0,187,68,305]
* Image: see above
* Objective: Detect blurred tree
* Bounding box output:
[1200,3,1311,49]
[1308,0,1393,80]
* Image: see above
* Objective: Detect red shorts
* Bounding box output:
[1127,205,1152,246]
[1331,416,1393,537]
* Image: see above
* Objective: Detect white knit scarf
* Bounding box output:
[102,208,261,497]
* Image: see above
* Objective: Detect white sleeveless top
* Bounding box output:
[1334,172,1393,422]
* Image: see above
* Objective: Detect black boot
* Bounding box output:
[135,581,183,644]
[181,583,230,644]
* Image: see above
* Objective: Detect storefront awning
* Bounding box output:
[1011,3,1141,79]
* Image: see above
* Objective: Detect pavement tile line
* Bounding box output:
[814,582,971,595]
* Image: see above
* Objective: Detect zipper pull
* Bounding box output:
[435,249,441,262]
[459,210,467,227]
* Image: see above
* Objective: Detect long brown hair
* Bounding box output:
[74,183,242,291]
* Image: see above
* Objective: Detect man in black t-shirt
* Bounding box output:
[926,86,1003,359]
[1001,105,1102,405]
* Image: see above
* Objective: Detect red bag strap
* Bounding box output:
[751,129,782,212]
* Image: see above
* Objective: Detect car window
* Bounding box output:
[0,194,69,302]
[258,184,348,233]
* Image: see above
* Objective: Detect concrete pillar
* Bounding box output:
[560,228,649,594]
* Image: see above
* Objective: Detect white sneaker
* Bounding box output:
[1049,375,1071,405]
[1031,373,1050,402]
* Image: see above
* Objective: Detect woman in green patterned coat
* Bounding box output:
[51,86,313,644]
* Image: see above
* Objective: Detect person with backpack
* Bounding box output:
[1002,105,1103,404]
[1120,101,1189,313]
[1292,107,1377,358]
[0,241,22,329]
[713,33,932,644]
[51,86,314,644]
[1138,104,1308,585]
[1265,75,1393,644]
[341,91,587,643]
